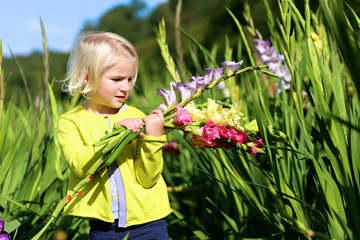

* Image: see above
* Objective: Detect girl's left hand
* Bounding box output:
[142,109,164,137]
[117,118,143,133]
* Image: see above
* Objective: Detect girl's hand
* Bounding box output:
[142,109,164,137]
[117,118,143,133]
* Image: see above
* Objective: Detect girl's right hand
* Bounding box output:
[117,118,144,133]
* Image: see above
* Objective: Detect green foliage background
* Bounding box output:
[1,0,360,240]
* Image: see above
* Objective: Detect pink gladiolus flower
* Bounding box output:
[253,139,264,147]
[162,142,181,155]
[201,120,221,141]
[191,120,220,148]
[250,147,258,155]
[191,120,251,149]
[191,135,216,149]
[173,106,193,125]
[231,129,249,143]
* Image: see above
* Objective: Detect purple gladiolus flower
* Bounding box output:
[221,60,243,73]
[275,79,291,95]
[205,67,226,80]
[254,39,271,54]
[0,218,9,240]
[0,233,9,240]
[0,218,4,231]
[175,81,197,101]
[157,81,177,106]
[255,37,292,95]
[189,74,214,90]
[197,74,214,88]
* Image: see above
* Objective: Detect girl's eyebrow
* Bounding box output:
[109,73,134,79]
[109,73,126,77]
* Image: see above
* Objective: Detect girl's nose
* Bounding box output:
[119,80,132,91]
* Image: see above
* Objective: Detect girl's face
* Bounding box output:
[84,60,136,115]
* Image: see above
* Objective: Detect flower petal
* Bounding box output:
[221,60,244,73]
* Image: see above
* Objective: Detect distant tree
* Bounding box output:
[82,0,151,44]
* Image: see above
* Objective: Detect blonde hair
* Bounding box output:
[62,31,139,96]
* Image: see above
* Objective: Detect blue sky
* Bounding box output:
[0,0,167,57]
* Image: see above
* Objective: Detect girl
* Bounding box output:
[57,31,171,240]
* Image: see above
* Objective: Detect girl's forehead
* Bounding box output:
[105,60,137,74]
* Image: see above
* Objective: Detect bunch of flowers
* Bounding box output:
[92,60,265,161]
[165,99,264,155]
[0,218,9,240]
[254,33,291,95]
[98,60,267,161]
[153,61,264,155]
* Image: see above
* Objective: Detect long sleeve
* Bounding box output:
[57,117,105,178]
[133,135,167,188]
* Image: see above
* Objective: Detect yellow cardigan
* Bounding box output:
[57,105,172,227]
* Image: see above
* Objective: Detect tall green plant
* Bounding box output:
[161,0,360,239]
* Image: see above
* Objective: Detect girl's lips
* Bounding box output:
[115,96,125,101]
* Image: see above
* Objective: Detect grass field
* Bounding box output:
[1,0,360,239]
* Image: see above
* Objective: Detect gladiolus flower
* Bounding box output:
[221,60,243,73]
[175,81,197,101]
[250,147,258,155]
[205,67,226,80]
[76,191,82,196]
[200,120,221,141]
[190,74,214,89]
[229,128,249,143]
[184,102,207,122]
[162,142,181,155]
[275,79,291,95]
[255,36,292,95]
[0,217,9,240]
[88,177,93,182]
[157,82,177,106]
[254,39,271,54]
[253,139,264,147]
[0,232,9,240]
[173,105,193,125]
[191,120,251,150]
[67,195,72,202]
[0,218,4,231]
[191,135,217,148]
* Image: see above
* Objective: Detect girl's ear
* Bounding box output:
[84,75,89,85]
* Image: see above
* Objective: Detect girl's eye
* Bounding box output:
[111,78,133,82]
